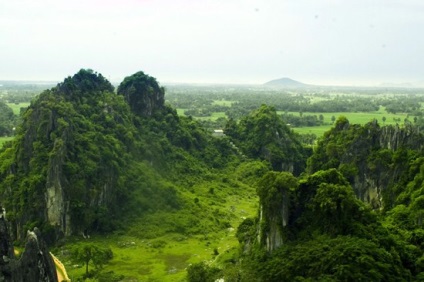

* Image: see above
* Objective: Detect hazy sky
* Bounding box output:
[1,0,423,86]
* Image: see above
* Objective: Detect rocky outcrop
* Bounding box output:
[379,123,423,151]
[256,172,295,253]
[45,138,70,236]
[0,216,57,282]
[309,120,424,209]
[0,70,134,239]
[117,71,165,117]
[259,204,287,253]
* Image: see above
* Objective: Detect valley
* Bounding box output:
[1,72,424,281]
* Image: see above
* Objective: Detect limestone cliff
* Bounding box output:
[308,118,424,209]
[255,172,295,252]
[0,68,182,241]
[0,216,57,282]
[0,69,135,238]
[117,71,165,117]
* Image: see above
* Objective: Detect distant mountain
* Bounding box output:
[379,82,415,88]
[264,77,309,87]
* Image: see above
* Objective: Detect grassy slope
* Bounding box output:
[61,175,258,281]
[6,102,30,115]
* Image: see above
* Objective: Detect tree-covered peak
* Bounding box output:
[55,69,114,98]
[224,104,310,173]
[117,71,165,117]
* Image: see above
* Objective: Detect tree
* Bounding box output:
[187,262,221,282]
[331,115,336,124]
[382,116,387,123]
[71,244,113,277]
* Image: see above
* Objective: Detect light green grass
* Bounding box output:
[0,137,13,147]
[6,102,30,115]
[212,100,235,107]
[62,179,258,281]
[196,112,227,121]
[177,109,227,121]
[292,126,333,136]
[283,111,410,126]
[284,109,412,137]
[176,108,187,116]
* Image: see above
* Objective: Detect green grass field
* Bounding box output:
[196,112,227,121]
[285,110,411,136]
[177,104,412,137]
[292,126,333,136]
[6,102,30,115]
[284,111,409,126]
[62,179,258,281]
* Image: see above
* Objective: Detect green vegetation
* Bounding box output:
[70,243,113,278]
[0,137,13,148]
[6,102,30,115]
[167,86,423,142]
[229,116,424,281]
[2,73,424,280]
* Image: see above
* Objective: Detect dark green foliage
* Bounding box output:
[258,235,410,281]
[239,166,423,280]
[233,161,271,185]
[236,217,256,244]
[311,183,370,235]
[281,112,323,127]
[117,71,164,117]
[71,243,113,277]
[225,105,309,173]
[57,69,114,101]
[0,70,137,237]
[257,171,297,223]
[0,69,242,240]
[5,70,424,280]
[187,262,222,282]
[0,102,16,136]
[307,117,424,209]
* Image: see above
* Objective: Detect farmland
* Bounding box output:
[166,85,424,139]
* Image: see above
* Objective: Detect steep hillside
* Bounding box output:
[307,117,424,209]
[230,118,424,281]
[0,69,240,241]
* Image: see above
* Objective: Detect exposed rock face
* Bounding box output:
[0,70,134,239]
[256,172,295,253]
[0,216,57,282]
[379,123,423,151]
[350,123,422,208]
[45,138,69,236]
[260,202,288,253]
[117,71,165,117]
[308,120,424,209]
[0,211,14,265]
